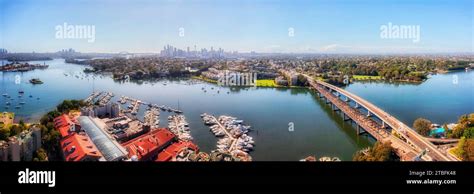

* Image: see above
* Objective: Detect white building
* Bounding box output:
[81,102,120,118]
[0,126,42,161]
[0,140,8,161]
[18,126,42,161]
[8,136,20,161]
[280,70,299,86]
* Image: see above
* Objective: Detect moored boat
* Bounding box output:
[29,78,44,84]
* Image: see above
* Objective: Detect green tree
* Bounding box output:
[33,148,48,161]
[0,127,10,141]
[448,113,474,138]
[413,118,432,136]
[463,139,474,161]
[353,142,399,161]
[462,127,474,139]
[296,74,308,86]
[43,129,60,155]
[468,113,474,124]
[452,137,466,160]
[19,119,25,126]
[9,125,23,136]
[451,127,465,138]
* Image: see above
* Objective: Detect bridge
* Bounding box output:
[425,137,460,144]
[303,75,458,161]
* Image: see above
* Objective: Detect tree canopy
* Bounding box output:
[413,118,432,136]
[353,142,399,161]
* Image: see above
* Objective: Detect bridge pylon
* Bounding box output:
[343,113,351,121]
[355,103,360,109]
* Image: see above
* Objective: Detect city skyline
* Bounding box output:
[0,1,473,192]
[1,0,473,54]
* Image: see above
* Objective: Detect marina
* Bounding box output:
[0,59,472,160]
[300,156,341,162]
[144,107,160,128]
[97,92,114,106]
[118,95,183,114]
[201,113,254,161]
[168,114,193,141]
[84,91,103,104]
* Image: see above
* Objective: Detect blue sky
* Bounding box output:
[1,0,472,53]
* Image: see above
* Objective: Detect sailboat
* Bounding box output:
[175,100,183,114]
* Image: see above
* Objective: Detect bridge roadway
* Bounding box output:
[310,79,419,160]
[304,75,455,161]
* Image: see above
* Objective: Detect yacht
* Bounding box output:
[319,157,332,161]
[29,78,43,84]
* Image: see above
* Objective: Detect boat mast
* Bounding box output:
[93,76,95,93]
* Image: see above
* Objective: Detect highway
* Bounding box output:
[303,74,457,161]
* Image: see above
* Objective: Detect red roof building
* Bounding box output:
[54,114,77,138]
[60,133,103,161]
[123,128,176,161]
[156,141,199,162]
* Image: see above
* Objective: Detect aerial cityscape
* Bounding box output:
[0,0,473,163]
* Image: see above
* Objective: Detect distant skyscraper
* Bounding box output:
[159,44,238,59]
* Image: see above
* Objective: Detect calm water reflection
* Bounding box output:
[1,59,471,160]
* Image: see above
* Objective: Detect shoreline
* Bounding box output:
[192,76,307,89]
